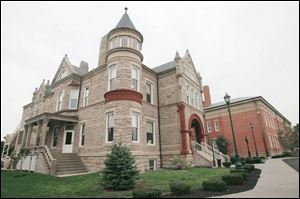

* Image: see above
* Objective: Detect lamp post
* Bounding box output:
[208,137,216,168]
[224,92,242,168]
[245,136,251,158]
[249,123,259,158]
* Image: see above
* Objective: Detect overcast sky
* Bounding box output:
[1,1,299,140]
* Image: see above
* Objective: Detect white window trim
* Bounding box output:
[68,89,79,109]
[56,90,64,111]
[51,126,59,148]
[145,80,153,104]
[149,159,157,171]
[214,120,220,132]
[131,112,140,143]
[146,120,155,145]
[79,123,86,147]
[106,112,114,144]
[83,87,89,107]
[120,36,129,47]
[108,64,117,91]
[131,65,140,92]
[186,85,190,104]
[207,121,211,133]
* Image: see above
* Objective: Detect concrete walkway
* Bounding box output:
[213,157,299,198]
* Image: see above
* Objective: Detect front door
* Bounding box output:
[63,127,74,153]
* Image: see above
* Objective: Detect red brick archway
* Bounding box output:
[188,114,205,145]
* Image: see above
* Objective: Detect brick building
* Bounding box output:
[4,8,229,175]
[203,85,292,158]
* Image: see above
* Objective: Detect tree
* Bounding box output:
[102,143,139,191]
[215,135,229,155]
[291,124,299,149]
[0,141,4,156]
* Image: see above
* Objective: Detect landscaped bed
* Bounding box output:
[1,168,229,198]
[162,168,262,198]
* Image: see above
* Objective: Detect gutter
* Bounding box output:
[156,74,163,168]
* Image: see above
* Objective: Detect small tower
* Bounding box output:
[105,7,143,91]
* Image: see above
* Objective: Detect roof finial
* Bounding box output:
[125,7,128,14]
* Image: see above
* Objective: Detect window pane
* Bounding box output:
[65,132,72,144]
[81,124,85,146]
[132,128,138,141]
[121,37,128,47]
[146,83,152,103]
[108,128,113,142]
[132,67,138,79]
[108,113,114,127]
[149,160,155,170]
[110,78,116,90]
[70,99,77,109]
[132,79,137,91]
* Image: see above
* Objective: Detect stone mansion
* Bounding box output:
[6,8,222,175]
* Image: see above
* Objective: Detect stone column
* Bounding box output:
[40,119,49,146]
[21,125,28,147]
[35,121,42,146]
[25,124,34,148]
[178,103,190,154]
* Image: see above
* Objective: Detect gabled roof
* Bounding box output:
[152,60,176,73]
[115,13,136,30]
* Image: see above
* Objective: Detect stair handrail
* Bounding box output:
[201,142,230,162]
[29,145,57,175]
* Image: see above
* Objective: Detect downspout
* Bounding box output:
[156,74,163,168]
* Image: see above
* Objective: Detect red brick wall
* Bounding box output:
[206,108,284,157]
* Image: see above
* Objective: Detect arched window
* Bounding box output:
[190,89,194,106]
[194,91,198,108]
[56,91,64,111]
[57,70,66,81]
[186,86,190,104]
[198,93,201,109]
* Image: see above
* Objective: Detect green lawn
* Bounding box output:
[1,168,229,198]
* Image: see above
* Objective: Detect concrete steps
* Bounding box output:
[50,150,88,176]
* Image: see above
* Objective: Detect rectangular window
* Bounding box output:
[214,120,220,132]
[110,37,118,49]
[131,66,139,91]
[206,121,211,133]
[121,36,129,47]
[146,121,154,144]
[52,127,59,147]
[132,112,139,142]
[109,65,117,91]
[83,87,89,107]
[132,38,140,50]
[149,160,156,171]
[80,124,85,146]
[106,112,114,142]
[69,89,79,109]
[146,82,152,103]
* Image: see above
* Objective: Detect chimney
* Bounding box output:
[203,85,211,107]
[80,61,89,73]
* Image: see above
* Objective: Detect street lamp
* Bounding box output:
[208,137,216,168]
[245,136,251,158]
[224,92,242,168]
[249,123,259,158]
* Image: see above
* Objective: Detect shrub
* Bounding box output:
[251,157,262,164]
[132,187,161,198]
[236,172,248,180]
[169,182,191,195]
[171,156,189,170]
[243,164,255,172]
[230,168,247,174]
[223,161,231,168]
[202,179,227,192]
[102,143,139,191]
[245,157,252,164]
[222,174,243,185]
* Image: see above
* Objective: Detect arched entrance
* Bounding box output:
[188,114,204,144]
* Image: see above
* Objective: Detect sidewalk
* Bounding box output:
[212,157,299,198]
